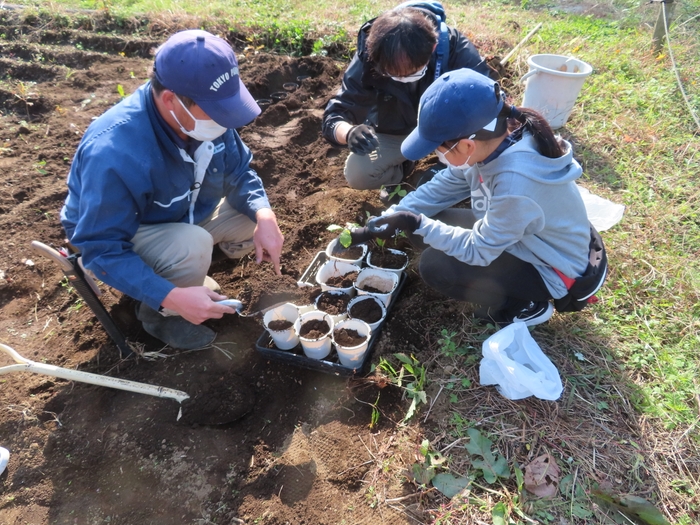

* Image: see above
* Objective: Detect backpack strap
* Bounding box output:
[434,20,449,80]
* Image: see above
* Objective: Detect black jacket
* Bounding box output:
[322,15,492,145]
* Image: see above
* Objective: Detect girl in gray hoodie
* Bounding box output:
[350,68,607,326]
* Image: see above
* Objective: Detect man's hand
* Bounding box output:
[368,212,422,239]
[254,208,284,275]
[346,124,379,155]
[161,286,236,325]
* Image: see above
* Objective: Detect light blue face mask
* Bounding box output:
[170,96,227,141]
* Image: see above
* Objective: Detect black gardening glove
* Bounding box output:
[368,212,422,239]
[346,124,379,155]
[348,227,375,246]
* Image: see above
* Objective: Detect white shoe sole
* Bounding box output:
[514,302,554,326]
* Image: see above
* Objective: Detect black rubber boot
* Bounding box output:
[135,303,216,350]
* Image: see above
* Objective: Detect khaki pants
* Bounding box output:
[344,132,409,190]
[130,198,256,287]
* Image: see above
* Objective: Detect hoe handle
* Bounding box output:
[0,343,189,403]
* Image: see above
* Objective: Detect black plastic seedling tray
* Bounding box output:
[255,251,406,377]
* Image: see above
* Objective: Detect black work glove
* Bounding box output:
[346,124,379,155]
[348,216,378,245]
[368,212,422,239]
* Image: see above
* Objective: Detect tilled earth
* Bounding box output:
[0,14,474,525]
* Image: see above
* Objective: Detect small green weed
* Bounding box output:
[375,353,427,422]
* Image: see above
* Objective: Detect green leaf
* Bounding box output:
[514,464,524,492]
[431,472,471,498]
[466,428,510,483]
[571,503,594,519]
[472,456,510,484]
[618,495,671,525]
[465,428,494,457]
[339,229,352,248]
[394,353,413,366]
[412,463,435,485]
[491,502,508,525]
[419,439,430,457]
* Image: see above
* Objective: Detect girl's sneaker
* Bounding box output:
[511,301,554,326]
[473,301,554,328]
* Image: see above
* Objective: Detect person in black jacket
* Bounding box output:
[322,2,492,203]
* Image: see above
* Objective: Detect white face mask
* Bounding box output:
[390,63,429,83]
[447,156,473,170]
[436,141,472,170]
[170,96,227,141]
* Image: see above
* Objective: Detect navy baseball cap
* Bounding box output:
[154,29,260,129]
[401,68,506,160]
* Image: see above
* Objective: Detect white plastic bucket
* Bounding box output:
[263,303,300,350]
[294,311,334,360]
[333,319,372,368]
[521,54,593,129]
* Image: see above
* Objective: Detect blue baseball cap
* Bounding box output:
[401,68,505,160]
[154,30,260,129]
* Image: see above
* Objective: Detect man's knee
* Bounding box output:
[344,154,379,189]
[153,225,214,284]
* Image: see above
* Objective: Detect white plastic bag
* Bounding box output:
[479,323,563,401]
[577,185,625,232]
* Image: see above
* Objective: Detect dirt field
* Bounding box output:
[0,13,481,525]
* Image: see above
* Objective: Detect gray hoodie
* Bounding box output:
[391,134,590,299]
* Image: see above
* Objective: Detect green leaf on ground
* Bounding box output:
[491,502,508,525]
[431,472,471,498]
[592,491,671,525]
[618,495,671,525]
[465,428,510,484]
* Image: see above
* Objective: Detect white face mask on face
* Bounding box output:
[436,140,473,170]
[170,96,227,141]
[390,63,429,83]
[446,156,472,170]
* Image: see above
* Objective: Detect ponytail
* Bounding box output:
[508,106,565,159]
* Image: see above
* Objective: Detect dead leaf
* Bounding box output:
[524,453,560,498]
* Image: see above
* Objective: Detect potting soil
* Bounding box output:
[316,291,350,315]
[267,319,294,330]
[333,328,367,347]
[349,298,384,323]
[324,271,358,288]
[299,319,331,338]
[369,249,408,269]
[330,244,364,259]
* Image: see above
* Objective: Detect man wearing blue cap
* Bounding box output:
[61,30,285,350]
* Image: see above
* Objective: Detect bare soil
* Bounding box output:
[0,18,446,525]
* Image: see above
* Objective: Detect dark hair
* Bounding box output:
[366,7,438,77]
[507,106,565,158]
[148,67,196,108]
